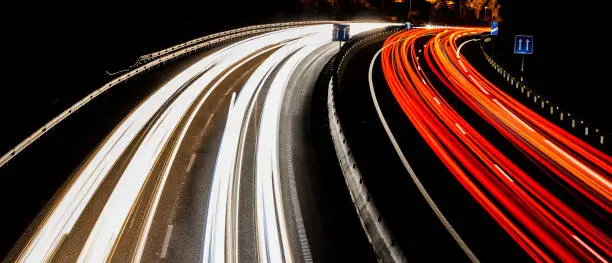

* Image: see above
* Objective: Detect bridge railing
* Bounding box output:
[138,21,333,63]
[0,21,331,168]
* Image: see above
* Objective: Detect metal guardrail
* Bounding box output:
[328,28,406,263]
[327,78,405,263]
[0,21,332,168]
[139,21,334,63]
[480,41,606,146]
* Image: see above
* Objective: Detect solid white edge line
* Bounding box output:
[369,35,480,263]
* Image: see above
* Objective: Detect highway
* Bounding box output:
[379,28,610,262]
[330,25,611,262]
[4,23,392,262]
[3,20,610,263]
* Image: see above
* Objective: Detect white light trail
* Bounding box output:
[202,25,331,263]
[17,22,391,263]
[16,34,229,263]
[204,22,392,263]
[254,23,389,262]
[78,27,322,263]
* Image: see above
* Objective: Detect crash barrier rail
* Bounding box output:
[327,28,407,263]
[480,39,607,146]
[138,21,334,63]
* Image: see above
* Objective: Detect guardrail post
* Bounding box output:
[585,127,589,136]
[601,136,605,144]
[550,106,554,115]
[541,101,545,108]
[560,113,564,121]
[572,119,576,128]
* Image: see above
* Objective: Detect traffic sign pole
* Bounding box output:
[521,55,524,81]
[514,35,533,82]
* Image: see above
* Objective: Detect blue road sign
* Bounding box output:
[514,35,534,54]
[332,24,350,42]
[491,22,499,35]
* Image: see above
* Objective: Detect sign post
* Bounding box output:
[514,35,533,81]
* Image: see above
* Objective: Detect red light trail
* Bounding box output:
[381,28,611,262]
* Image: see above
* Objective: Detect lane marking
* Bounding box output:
[160,224,174,259]
[367,40,478,262]
[492,99,535,132]
[458,59,468,73]
[468,75,489,95]
[455,123,467,135]
[494,164,514,183]
[186,153,196,172]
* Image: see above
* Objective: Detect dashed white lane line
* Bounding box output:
[455,123,467,135]
[186,153,196,173]
[160,224,174,259]
[494,164,514,183]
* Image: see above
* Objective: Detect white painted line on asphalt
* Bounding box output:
[468,75,489,95]
[368,41,477,262]
[186,153,196,172]
[458,59,468,72]
[494,164,514,183]
[202,112,216,133]
[455,123,467,135]
[160,224,174,259]
[492,98,535,132]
